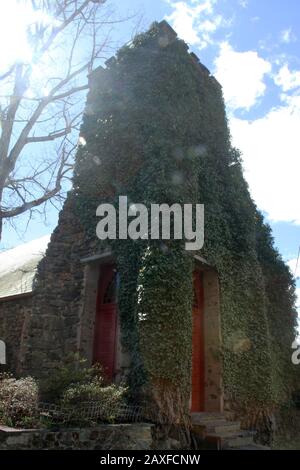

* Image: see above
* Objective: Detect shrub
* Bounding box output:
[39,354,95,402]
[61,377,127,424]
[38,355,127,426]
[0,357,128,429]
[0,373,39,427]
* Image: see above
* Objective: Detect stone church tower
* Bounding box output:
[1,20,295,428]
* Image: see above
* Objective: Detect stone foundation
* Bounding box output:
[0,423,153,450]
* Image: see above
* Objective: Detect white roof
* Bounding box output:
[0,235,50,299]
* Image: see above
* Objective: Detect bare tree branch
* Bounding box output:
[26,128,72,143]
[1,144,72,218]
[0,0,126,241]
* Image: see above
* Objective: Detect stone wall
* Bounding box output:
[19,195,131,379]
[0,423,153,450]
[0,294,32,374]
[21,196,99,377]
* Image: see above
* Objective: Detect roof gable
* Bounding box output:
[0,235,50,299]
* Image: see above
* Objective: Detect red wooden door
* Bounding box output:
[93,265,118,381]
[191,270,205,412]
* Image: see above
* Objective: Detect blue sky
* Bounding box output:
[1,0,300,310]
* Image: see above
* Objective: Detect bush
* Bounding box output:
[39,354,95,402]
[0,373,39,427]
[0,357,128,429]
[38,355,127,426]
[61,377,127,424]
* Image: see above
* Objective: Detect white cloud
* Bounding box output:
[200,17,222,33]
[238,0,248,7]
[281,93,300,109]
[214,42,272,110]
[230,95,300,223]
[287,258,300,279]
[165,0,229,49]
[217,43,300,226]
[296,289,300,336]
[274,64,300,92]
[296,287,300,307]
[295,289,300,332]
[280,28,297,44]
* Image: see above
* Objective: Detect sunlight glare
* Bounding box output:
[0,1,56,73]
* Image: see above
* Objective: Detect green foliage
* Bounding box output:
[0,365,127,429]
[39,353,95,403]
[73,22,298,423]
[61,378,126,424]
[39,358,127,427]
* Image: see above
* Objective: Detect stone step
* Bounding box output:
[233,444,270,450]
[191,413,226,425]
[190,412,262,450]
[192,417,228,426]
[206,431,254,450]
[212,422,241,435]
[226,435,254,449]
[194,421,241,435]
[192,412,225,419]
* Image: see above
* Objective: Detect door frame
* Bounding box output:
[92,264,118,381]
[191,269,205,412]
[78,251,223,411]
[192,256,224,413]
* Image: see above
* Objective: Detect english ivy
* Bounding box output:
[73,23,298,427]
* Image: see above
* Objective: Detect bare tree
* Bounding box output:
[0,0,119,241]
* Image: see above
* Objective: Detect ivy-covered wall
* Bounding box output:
[21,21,298,428]
[73,21,298,424]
